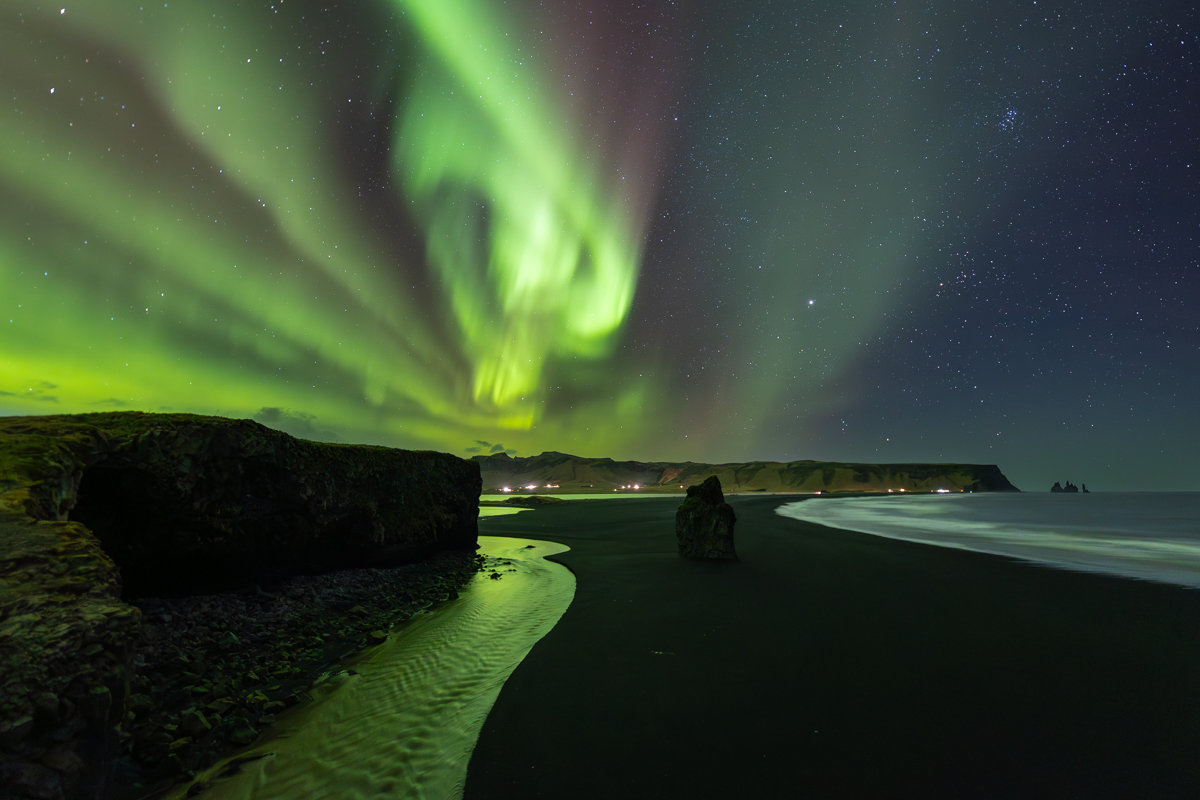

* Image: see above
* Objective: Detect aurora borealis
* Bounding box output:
[3,0,1199,489]
[1,0,670,451]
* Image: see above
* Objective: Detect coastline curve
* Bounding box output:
[172,536,575,800]
[777,493,1200,588]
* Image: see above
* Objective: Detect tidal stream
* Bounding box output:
[170,537,574,800]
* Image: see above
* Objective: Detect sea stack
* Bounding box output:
[675,475,737,560]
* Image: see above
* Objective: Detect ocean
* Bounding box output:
[777,492,1200,589]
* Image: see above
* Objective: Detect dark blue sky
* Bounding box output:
[631,0,1199,489]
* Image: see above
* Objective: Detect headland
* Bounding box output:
[473,450,1020,494]
[0,412,482,799]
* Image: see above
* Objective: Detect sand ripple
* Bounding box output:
[176,537,573,800]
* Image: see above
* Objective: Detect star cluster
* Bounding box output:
[633,0,1199,488]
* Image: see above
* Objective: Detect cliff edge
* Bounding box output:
[0,412,479,799]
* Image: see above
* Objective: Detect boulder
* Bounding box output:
[675,476,737,560]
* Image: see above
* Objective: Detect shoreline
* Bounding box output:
[113,550,485,799]
[465,495,1200,798]
[164,536,574,800]
[479,489,1007,504]
[778,491,1200,590]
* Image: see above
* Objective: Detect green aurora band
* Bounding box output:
[1,0,654,452]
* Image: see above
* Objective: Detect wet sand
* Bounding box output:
[169,538,573,800]
[466,495,1200,799]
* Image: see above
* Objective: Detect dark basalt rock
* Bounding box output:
[0,411,480,800]
[1051,481,1081,493]
[675,476,737,560]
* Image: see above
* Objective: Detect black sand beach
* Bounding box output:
[466,495,1200,799]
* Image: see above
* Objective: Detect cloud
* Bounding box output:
[465,440,517,456]
[1,380,58,403]
[253,407,340,442]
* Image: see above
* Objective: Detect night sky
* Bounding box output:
[2,0,1197,490]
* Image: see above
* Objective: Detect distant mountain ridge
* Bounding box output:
[472,451,1020,494]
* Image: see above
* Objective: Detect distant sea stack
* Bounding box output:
[1051,481,1087,493]
[0,412,480,799]
[676,476,737,560]
[473,451,1021,494]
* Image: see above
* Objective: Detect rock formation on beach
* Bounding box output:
[474,451,1021,494]
[675,476,737,560]
[0,412,480,800]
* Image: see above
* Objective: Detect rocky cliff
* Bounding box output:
[474,451,1020,494]
[0,412,480,799]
